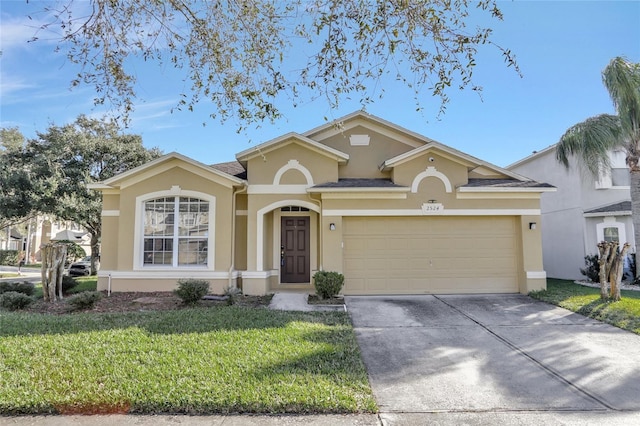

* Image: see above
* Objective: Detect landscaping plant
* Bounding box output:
[598,241,631,301]
[174,279,209,304]
[66,291,103,311]
[0,291,33,311]
[0,281,35,296]
[313,271,345,299]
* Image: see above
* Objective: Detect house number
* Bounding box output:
[421,203,444,214]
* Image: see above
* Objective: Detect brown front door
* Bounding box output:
[280,216,310,283]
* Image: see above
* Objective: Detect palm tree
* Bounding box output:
[556,57,640,277]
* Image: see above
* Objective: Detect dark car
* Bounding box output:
[68,256,94,276]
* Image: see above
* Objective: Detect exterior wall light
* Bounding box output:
[529,222,537,230]
[329,223,336,231]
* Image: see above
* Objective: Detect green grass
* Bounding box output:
[0,273,20,279]
[0,307,376,415]
[68,276,98,293]
[530,279,640,334]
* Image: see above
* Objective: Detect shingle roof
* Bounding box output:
[311,178,406,188]
[584,201,632,215]
[210,161,247,179]
[461,179,555,189]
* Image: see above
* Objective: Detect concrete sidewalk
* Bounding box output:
[268,292,345,312]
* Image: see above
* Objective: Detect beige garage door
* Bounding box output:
[343,216,519,294]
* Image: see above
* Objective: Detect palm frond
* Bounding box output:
[602,57,640,144]
[555,114,622,178]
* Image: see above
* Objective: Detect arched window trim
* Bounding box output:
[134,189,216,270]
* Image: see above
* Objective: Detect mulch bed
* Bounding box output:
[24,292,273,315]
[307,295,345,305]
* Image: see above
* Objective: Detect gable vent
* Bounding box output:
[350,134,370,146]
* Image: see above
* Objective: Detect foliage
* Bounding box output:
[62,275,79,294]
[60,242,88,264]
[66,291,103,311]
[0,291,34,311]
[530,279,640,334]
[0,128,37,229]
[580,254,600,283]
[0,250,20,266]
[223,285,242,306]
[174,279,210,305]
[3,116,162,275]
[0,281,35,296]
[0,307,375,414]
[314,271,345,299]
[30,1,518,130]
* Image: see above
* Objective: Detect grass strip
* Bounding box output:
[530,279,640,334]
[0,307,376,415]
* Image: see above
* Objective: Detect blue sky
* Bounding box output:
[1,1,639,168]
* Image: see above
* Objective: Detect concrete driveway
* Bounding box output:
[346,294,640,425]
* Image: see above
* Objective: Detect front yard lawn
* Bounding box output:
[530,279,640,334]
[0,307,377,415]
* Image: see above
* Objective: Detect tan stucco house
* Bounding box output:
[90,112,554,296]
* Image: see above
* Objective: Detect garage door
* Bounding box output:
[343,216,519,294]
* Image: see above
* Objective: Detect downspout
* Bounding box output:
[229,183,248,290]
[307,192,323,272]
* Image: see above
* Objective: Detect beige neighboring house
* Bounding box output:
[509,145,634,280]
[89,111,554,295]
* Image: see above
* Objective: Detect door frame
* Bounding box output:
[280,216,311,283]
[272,208,317,285]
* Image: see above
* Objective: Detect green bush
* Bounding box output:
[0,250,20,266]
[0,291,33,311]
[174,279,210,304]
[580,254,600,283]
[0,281,35,296]
[66,291,103,311]
[62,275,79,293]
[313,271,345,299]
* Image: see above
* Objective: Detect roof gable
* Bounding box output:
[381,142,526,181]
[303,111,433,149]
[235,133,349,167]
[91,152,245,190]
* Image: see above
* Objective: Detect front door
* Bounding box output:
[280,216,310,283]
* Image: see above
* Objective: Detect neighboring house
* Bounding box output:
[0,227,23,251]
[509,145,634,280]
[89,111,554,295]
[29,217,91,262]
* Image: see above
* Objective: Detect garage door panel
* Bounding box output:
[343,217,519,294]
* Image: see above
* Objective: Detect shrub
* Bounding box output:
[0,250,20,266]
[0,281,35,296]
[224,286,242,306]
[62,275,79,293]
[174,279,209,304]
[313,271,345,299]
[66,291,103,311]
[580,254,600,283]
[0,291,33,311]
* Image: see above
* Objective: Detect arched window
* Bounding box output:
[142,196,209,266]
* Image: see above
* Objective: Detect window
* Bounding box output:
[143,197,209,266]
[281,206,309,212]
[603,227,619,243]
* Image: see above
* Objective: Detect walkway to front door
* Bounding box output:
[280,216,310,283]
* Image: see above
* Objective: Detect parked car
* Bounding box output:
[68,256,96,276]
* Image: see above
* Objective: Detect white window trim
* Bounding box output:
[596,218,626,246]
[134,189,216,271]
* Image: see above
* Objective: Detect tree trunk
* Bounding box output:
[90,233,100,275]
[630,169,640,278]
[598,243,611,300]
[610,243,631,301]
[41,243,67,303]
